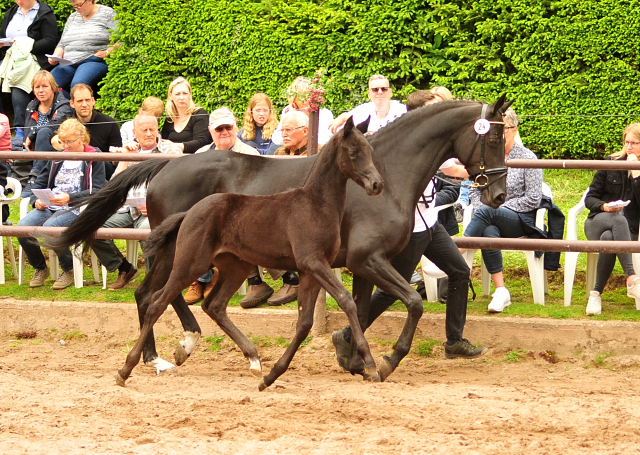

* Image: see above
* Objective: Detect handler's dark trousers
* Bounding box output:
[346,222,470,343]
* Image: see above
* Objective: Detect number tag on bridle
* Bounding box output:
[474,119,491,135]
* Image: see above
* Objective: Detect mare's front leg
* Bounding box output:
[259,273,321,391]
[310,262,379,382]
[348,253,423,382]
[199,255,262,378]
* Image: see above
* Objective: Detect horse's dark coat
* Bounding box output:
[57,97,511,380]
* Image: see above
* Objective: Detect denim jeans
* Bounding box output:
[18,207,79,272]
[463,205,528,275]
[10,87,32,130]
[91,211,149,272]
[51,56,108,98]
[584,211,637,293]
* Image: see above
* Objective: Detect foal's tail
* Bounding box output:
[51,158,172,250]
[144,212,187,258]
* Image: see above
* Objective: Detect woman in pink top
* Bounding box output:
[0,113,10,223]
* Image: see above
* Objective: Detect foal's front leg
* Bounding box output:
[310,262,380,382]
[259,272,321,391]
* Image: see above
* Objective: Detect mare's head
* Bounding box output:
[455,94,513,208]
[337,116,384,196]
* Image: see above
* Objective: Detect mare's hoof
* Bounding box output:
[363,368,381,383]
[249,358,263,378]
[378,356,394,382]
[115,372,126,387]
[159,366,178,375]
[258,378,269,392]
[174,344,190,366]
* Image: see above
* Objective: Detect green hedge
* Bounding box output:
[2,0,639,159]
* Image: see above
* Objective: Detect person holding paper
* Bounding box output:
[48,0,117,97]
[0,0,58,137]
[89,112,180,290]
[584,123,640,315]
[17,118,105,290]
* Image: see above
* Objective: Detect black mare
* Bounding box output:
[115,116,383,388]
[57,96,511,381]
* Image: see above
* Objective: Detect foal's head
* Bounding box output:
[337,116,384,196]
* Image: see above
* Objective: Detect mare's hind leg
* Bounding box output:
[309,261,379,382]
[199,255,262,378]
[349,253,424,382]
[260,273,321,391]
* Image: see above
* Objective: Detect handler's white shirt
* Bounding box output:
[413,159,456,233]
[350,100,407,133]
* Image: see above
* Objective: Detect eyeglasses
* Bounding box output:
[281,126,305,135]
[504,126,517,131]
[369,87,390,94]
[213,125,234,133]
[625,141,640,148]
[72,0,87,10]
[60,137,80,147]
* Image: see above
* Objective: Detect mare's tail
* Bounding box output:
[51,158,171,250]
[143,212,187,258]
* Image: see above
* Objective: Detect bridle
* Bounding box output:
[465,103,508,191]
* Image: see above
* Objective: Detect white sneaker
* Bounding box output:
[627,277,640,305]
[586,290,602,316]
[488,287,511,313]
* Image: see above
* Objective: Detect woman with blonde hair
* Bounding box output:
[430,86,453,102]
[161,77,211,154]
[237,93,278,155]
[584,122,640,315]
[17,117,105,290]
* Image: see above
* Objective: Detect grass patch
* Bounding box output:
[275,336,290,347]
[299,336,312,348]
[251,336,273,347]
[415,339,440,357]
[61,329,86,340]
[594,351,614,367]
[505,349,526,363]
[203,335,225,353]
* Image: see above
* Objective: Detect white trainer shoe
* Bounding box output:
[488,287,511,313]
[627,278,640,310]
[586,290,602,316]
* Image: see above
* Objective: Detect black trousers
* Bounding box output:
[362,223,470,342]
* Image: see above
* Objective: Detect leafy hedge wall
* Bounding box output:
[2,0,639,158]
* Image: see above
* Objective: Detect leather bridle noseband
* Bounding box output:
[465,103,508,191]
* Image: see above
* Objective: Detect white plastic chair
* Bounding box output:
[18,197,100,288]
[563,189,640,306]
[0,177,22,283]
[461,182,552,305]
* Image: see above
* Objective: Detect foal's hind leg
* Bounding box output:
[199,255,262,378]
[260,273,321,391]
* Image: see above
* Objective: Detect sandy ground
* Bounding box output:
[2,300,640,454]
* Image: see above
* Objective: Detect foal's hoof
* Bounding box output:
[115,372,126,387]
[363,368,381,383]
[258,378,269,392]
[378,356,394,382]
[174,344,190,366]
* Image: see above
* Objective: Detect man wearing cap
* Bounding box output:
[195,107,259,155]
[185,108,259,304]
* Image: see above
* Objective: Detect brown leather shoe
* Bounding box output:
[184,281,204,305]
[203,269,218,300]
[240,282,274,309]
[267,284,299,306]
[108,267,140,290]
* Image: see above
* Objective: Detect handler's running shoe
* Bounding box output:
[444,339,488,359]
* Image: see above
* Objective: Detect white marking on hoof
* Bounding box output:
[180,331,200,355]
[145,357,178,375]
[249,358,262,378]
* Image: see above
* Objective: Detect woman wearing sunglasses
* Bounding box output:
[583,123,640,315]
[329,74,407,134]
